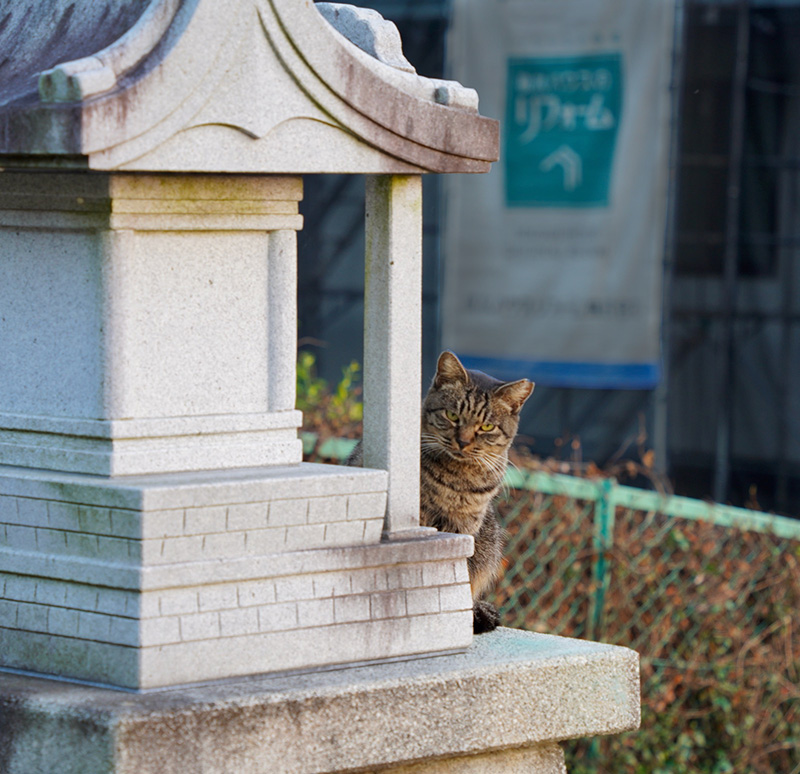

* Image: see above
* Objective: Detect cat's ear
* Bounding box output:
[434,351,469,388]
[494,379,534,414]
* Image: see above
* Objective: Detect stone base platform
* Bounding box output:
[0,463,474,689]
[0,628,640,774]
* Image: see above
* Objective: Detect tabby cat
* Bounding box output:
[347,351,534,634]
[420,351,533,633]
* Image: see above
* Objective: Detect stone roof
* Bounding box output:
[0,0,498,173]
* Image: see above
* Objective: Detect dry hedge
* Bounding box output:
[491,488,800,774]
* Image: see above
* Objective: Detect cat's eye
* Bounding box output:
[445,410,459,422]
[480,423,495,432]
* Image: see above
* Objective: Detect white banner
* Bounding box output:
[442,0,676,388]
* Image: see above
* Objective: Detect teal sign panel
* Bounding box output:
[505,54,623,207]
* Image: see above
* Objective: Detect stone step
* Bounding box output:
[0,627,639,774]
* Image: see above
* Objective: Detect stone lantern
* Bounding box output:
[0,0,499,690]
[0,2,639,772]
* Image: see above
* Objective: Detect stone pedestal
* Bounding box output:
[0,628,640,774]
[0,172,303,476]
[0,462,474,690]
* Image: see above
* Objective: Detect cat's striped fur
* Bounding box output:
[346,351,533,633]
[420,351,533,632]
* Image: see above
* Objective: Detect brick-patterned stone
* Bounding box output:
[422,561,457,587]
[78,506,113,535]
[198,585,238,612]
[244,527,286,555]
[312,571,353,598]
[386,564,423,590]
[439,584,473,612]
[333,594,371,623]
[109,616,139,646]
[141,616,181,646]
[96,588,134,617]
[346,492,386,520]
[65,531,100,557]
[227,503,268,531]
[47,501,81,531]
[296,597,334,628]
[149,535,204,564]
[127,540,143,561]
[4,524,36,550]
[363,518,384,544]
[0,496,20,524]
[159,589,199,617]
[406,587,440,616]
[267,498,308,527]
[139,593,161,618]
[183,506,227,535]
[370,590,407,620]
[78,611,112,640]
[35,527,68,553]
[34,578,68,607]
[351,568,389,594]
[180,611,220,642]
[283,523,326,551]
[273,575,314,602]
[219,607,259,637]
[323,520,366,547]
[16,497,48,527]
[109,509,141,539]
[237,580,276,607]
[201,531,246,559]
[258,602,298,632]
[454,559,470,584]
[4,575,34,602]
[97,535,135,562]
[47,606,79,636]
[307,496,347,524]
[0,599,18,627]
[65,584,99,612]
[140,510,184,539]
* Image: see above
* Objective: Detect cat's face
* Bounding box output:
[421,351,534,473]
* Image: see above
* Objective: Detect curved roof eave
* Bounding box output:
[0,0,499,174]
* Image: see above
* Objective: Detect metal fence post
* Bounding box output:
[588,478,617,642]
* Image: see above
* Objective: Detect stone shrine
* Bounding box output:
[0,1,639,771]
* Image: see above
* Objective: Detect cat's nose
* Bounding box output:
[456,437,471,450]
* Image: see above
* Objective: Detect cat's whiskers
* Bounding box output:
[421,436,461,463]
[474,450,512,494]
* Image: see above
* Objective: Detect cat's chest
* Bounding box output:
[419,463,498,534]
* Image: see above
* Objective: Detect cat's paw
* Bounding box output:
[472,600,500,634]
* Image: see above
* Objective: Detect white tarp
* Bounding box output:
[442,0,676,388]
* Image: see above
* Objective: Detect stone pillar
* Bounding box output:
[363,175,427,537]
[268,229,299,413]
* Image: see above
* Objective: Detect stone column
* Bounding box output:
[267,229,299,413]
[363,175,428,537]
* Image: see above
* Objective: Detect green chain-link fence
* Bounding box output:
[490,469,800,774]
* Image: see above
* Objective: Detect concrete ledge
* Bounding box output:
[0,628,640,774]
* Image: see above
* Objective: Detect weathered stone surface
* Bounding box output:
[0,0,498,173]
[378,744,567,774]
[0,461,477,689]
[0,172,305,476]
[0,628,639,774]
